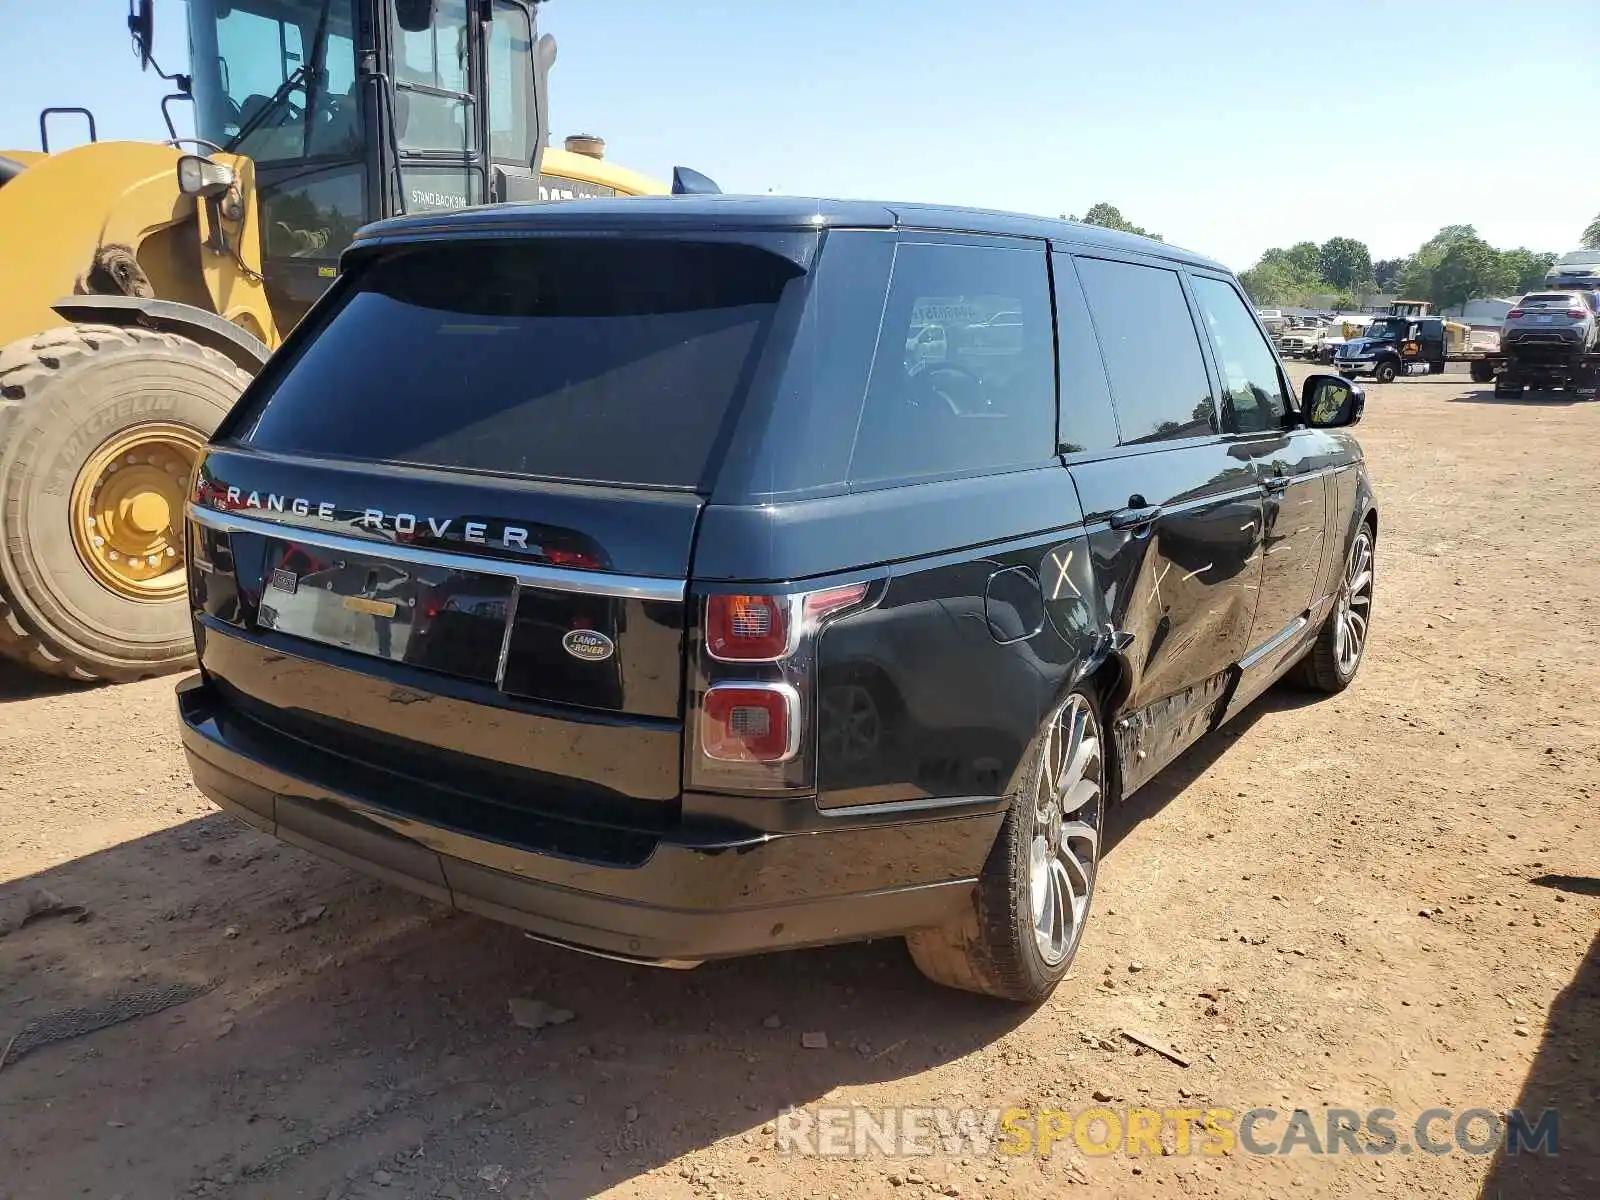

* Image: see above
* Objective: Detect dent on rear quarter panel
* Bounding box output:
[810,470,1106,810]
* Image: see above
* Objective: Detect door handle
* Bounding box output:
[1262,475,1290,495]
[1109,504,1163,531]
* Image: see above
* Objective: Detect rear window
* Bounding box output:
[231,239,800,488]
[1521,294,1575,307]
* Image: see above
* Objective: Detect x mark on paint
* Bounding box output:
[1149,561,1173,608]
[1048,549,1080,600]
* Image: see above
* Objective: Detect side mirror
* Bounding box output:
[535,31,558,73]
[394,0,438,33]
[128,0,154,71]
[1302,374,1364,429]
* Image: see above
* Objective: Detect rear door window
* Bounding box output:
[488,0,534,164]
[1050,254,1121,455]
[231,239,800,489]
[848,241,1056,485]
[1074,256,1217,445]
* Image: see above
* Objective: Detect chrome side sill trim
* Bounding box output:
[1239,615,1310,672]
[522,931,703,970]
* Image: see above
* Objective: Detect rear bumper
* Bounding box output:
[176,674,1003,965]
[1503,332,1586,355]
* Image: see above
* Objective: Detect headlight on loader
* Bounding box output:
[176,154,236,200]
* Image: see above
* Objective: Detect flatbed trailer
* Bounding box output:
[1334,344,1500,382]
[1328,312,1505,382]
[1481,348,1600,397]
[1333,342,1597,394]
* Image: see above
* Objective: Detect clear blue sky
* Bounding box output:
[3,0,1595,271]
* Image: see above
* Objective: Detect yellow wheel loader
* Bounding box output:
[0,0,700,682]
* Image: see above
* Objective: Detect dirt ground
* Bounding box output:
[2,367,1597,1200]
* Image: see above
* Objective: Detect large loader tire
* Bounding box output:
[0,325,250,682]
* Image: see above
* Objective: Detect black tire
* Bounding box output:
[1494,378,1522,399]
[1428,359,1447,375]
[1293,523,1374,694]
[906,687,1107,1002]
[1373,361,1398,384]
[0,325,250,681]
[1470,360,1495,384]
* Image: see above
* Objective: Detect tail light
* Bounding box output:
[1507,309,1524,319]
[1567,310,1587,320]
[688,581,872,791]
[545,546,600,569]
[701,683,800,762]
[707,594,792,661]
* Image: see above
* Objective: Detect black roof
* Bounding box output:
[352,194,1226,272]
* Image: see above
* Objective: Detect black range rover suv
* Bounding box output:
[177,197,1376,1002]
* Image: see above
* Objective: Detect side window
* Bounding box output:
[1189,275,1290,435]
[260,166,366,261]
[304,32,361,157]
[396,0,468,90]
[848,242,1056,486]
[393,0,476,153]
[488,2,534,163]
[1050,254,1120,455]
[1074,257,1216,446]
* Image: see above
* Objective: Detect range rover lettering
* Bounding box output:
[177,197,1376,1002]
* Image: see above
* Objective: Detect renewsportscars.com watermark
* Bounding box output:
[775,1105,1559,1159]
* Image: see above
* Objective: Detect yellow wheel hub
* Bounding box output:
[70,423,205,601]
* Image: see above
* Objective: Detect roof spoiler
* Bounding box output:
[671,166,721,196]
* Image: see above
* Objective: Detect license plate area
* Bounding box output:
[257,541,515,683]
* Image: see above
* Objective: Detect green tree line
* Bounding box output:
[1066,205,1600,309]
[1239,227,1563,310]
[1062,202,1163,242]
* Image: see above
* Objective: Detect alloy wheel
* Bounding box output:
[1335,529,1374,675]
[1027,693,1104,966]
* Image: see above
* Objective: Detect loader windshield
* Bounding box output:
[188,0,361,163]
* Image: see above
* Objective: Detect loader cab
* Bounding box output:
[1388,299,1433,319]
[184,0,556,333]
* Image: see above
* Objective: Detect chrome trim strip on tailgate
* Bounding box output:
[186,504,686,602]
[493,580,522,687]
